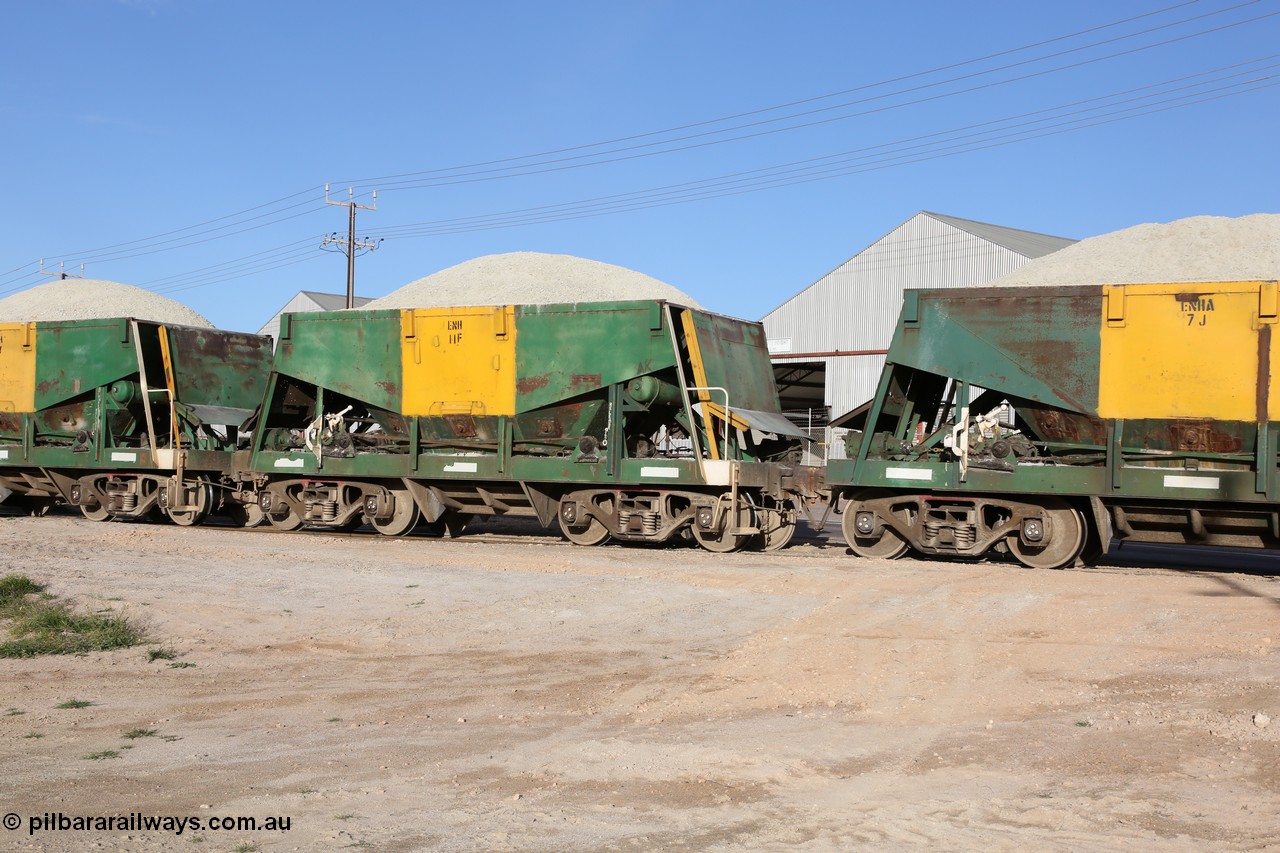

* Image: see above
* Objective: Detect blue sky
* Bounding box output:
[2,0,1278,331]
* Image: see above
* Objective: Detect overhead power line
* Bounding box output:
[3,1,1274,297]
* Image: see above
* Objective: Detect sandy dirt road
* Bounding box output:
[0,513,1276,852]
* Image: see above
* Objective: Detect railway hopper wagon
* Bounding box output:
[0,317,273,524]
[250,300,822,550]
[832,281,1280,568]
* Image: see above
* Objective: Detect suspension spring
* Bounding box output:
[121,493,138,512]
[322,500,338,522]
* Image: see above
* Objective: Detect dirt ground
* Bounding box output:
[0,511,1276,853]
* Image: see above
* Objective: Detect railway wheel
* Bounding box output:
[558,498,610,546]
[80,503,111,522]
[371,489,419,537]
[225,503,266,528]
[267,508,303,531]
[842,493,910,559]
[166,480,213,527]
[751,496,797,551]
[420,510,472,538]
[692,496,753,553]
[1007,500,1085,569]
[8,496,55,517]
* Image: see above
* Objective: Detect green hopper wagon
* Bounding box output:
[830,281,1280,568]
[250,300,823,550]
[0,317,273,525]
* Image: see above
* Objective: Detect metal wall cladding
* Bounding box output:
[0,322,36,412]
[1099,281,1280,422]
[763,212,1071,420]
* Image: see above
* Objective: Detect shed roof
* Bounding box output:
[922,212,1076,260]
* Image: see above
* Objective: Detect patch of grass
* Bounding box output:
[56,699,94,710]
[4,708,24,716]
[1075,720,1093,727]
[233,845,258,853]
[168,661,196,669]
[334,814,358,821]
[189,835,205,843]
[326,717,342,723]
[0,574,42,605]
[148,647,178,662]
[299,788,317,795]
[123,728,158,739]
[160,735,182,742]
[23,732,43,739]
[83,750,120,760]
[0,575,145,658]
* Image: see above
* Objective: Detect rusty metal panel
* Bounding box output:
[513,301,676,413]
[163,324,274,412]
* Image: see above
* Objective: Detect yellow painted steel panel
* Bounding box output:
[0,322,36,412]
[1099,282,1275,421]
[400,307,516,417]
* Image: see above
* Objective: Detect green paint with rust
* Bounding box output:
[889,287,1104,415]
[513,301,674,412]
[34,319,138,410]
[272,310,405,414]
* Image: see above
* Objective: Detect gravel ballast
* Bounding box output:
[0,279,214,327]
[367,252,703,310]
[990,213,1280,287]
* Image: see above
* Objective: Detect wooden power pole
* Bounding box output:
[321,185,382,308]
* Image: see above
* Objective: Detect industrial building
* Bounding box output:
[761,211,1075,460]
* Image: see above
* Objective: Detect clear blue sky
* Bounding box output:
[3,0,1278,331]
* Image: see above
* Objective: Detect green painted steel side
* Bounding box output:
[165,326,273,412]
[513,301,674,412]
[273,310,404,414]
[686,309,779,414]
[34,319,138,409]
[890,287,1104,415]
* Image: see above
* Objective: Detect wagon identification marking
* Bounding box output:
[1162,474,1221,490]
[274,458,305,468]
[640,467,681,478]
[443,461,478,473]
[448,319,464,345]
[0,449,7,460]
[885,467,933,481]
[1178,296,1214,327]
[110,451,137,462]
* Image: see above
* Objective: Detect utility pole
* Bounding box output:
[38,260,86,280]
[321,185,382,308]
